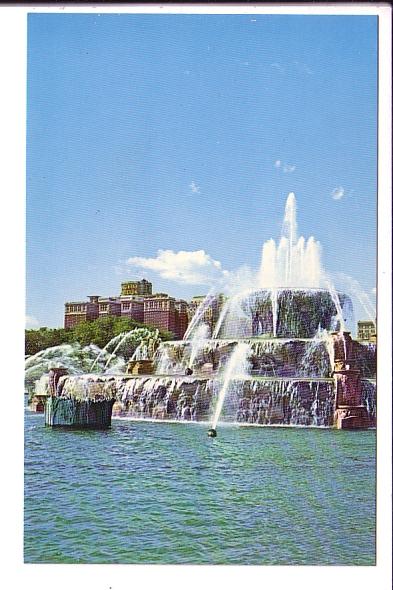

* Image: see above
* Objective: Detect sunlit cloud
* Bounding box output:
[331,186,345,200]
[275,160,296,173]
[189,181,200,194]
[125,249,260,298]
[126,249,228,286]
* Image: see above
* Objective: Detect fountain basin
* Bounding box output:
[155,336,375,379]
[48,373,374,428]
[211,288,353,340]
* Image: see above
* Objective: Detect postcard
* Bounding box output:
[1,3,391,590]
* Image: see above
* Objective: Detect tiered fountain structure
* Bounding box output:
[42,194,376,430]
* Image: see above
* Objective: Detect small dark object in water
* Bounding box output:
[207,428,217,438]
[185,367,193,375]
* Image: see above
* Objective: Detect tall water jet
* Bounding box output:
[282,192,297,283]
[304,237,322,287]
[323,275,346,333]
[211,342,251,431]
[258,192,322,289]
[271,288,278,337]
[317,328,336,373]
[189,323,210,368]
[184,292,216,340]
[283,192,297,243]
[212,296,231,339]
[259,239,277,288]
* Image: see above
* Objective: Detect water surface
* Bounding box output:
[24,412,375,564]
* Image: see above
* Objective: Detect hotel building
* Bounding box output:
[64,280,188,339]
[357,320,377,342]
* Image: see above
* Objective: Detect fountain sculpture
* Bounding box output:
[40,193,376,430]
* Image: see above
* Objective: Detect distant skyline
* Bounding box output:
[27,13,377,328]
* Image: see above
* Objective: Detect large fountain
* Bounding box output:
[38,193,376,430]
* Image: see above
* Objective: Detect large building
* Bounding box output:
[357,320,377,342]
[64,280,188,339]
[63,295,102,328]
[120,279,152,297]
[143,294,188,339]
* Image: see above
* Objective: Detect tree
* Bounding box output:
[25,327,72,356]
[25,316,176,356]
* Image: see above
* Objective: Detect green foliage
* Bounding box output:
[25,317,175,356]
[156,328,176,342]
[25,327,72,356]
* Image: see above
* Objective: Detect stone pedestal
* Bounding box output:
[331,331,372,429]
[45,397,115,429]
[331,331,354,365]
[334,368,362,407]
[334,369,369,429]
[334,406,370,430]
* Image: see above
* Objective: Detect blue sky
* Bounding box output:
[26,13,377,328]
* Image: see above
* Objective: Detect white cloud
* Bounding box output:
[126,249,229,286]
[124,250,262,297]
[371,287,376,296]
[189,181,200,194]
[275,160,295,173]
[26,315,39,328]
[294,61,313,75]
[331,186,345,200]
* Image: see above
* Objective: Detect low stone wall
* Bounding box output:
[45,397,115,429]
[109,375,337,427]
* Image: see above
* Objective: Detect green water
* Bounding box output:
[24,412,375,564]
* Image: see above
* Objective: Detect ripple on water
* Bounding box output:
[24,414,376,565]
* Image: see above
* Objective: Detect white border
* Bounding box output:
[20,2,393,16]
[0,4,391,590]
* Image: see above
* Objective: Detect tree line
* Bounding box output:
[25,316,175,356]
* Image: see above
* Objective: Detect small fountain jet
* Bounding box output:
[207,342,252,439]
